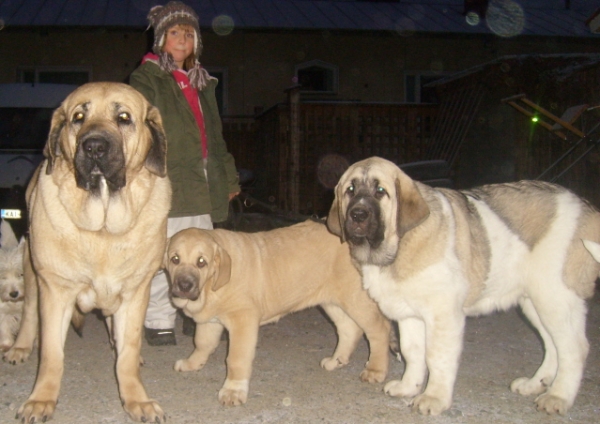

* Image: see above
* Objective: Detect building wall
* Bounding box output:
[2,27,600,116]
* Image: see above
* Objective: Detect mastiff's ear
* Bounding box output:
[162,237,171,269]
[395,171,430,238]
[43,107,67,175]
[327,181,347,243]
[144,105,168,178]
[211,244,232,291]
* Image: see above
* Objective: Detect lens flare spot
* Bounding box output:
[466,11,481,26]
[394,18,416,37]
[486,0,525,38]
[212,14,234,36]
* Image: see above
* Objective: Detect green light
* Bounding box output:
[531,116,539,123]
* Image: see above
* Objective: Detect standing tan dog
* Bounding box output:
[164,220,390,406]
[8,83,171,423]
[328,156,600,416]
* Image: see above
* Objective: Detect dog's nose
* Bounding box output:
[9,290,20,299]
[350,207,370,223]
[176,275,195,293]
[82,137,109,160]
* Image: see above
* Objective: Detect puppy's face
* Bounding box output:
[44,82,167,195]
[0,239,25,304]
[327,157,429,266]
[164,229,231,302]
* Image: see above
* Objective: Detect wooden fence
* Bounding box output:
[223,57,600,214]
[223,100,438,216]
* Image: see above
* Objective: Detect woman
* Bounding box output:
[130,1,239,346]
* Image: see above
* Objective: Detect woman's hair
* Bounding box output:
[161,24,196,71]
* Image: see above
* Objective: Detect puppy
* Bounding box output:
[0,219,25,351]
[328,156,600,415]
[165,220,390,406]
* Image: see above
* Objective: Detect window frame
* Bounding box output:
[295,59,339,95]
[403,71,446,104]
[17,66,92,85]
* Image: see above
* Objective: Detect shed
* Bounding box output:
[427,53,600,205]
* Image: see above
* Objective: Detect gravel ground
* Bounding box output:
[1,288,599,424]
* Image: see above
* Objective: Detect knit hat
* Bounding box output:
[147,1,210,89]
[148,1,202,58]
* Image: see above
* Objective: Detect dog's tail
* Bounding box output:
[582,239,600,263]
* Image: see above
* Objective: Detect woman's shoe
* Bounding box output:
[144,327,176,346]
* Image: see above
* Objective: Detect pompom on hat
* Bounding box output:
[147,1,210,89]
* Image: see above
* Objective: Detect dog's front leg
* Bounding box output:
[3,247,38,364]
[0,314,18,351]
[219,313,260,406]
[385,317,427,398]
[175,320,223,371]
[16,276,75,423]
[112,285,165,423]
[411,309,465,416]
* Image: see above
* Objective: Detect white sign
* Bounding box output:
[1,209,22,219]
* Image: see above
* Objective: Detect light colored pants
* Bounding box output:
[144,214,213,329]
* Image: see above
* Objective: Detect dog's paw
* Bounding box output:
[218,379,249,406]
[123,399,165,423]
[411,393,451,416]
[320,356,349,371]
[384,379,422,398]
[17,399,57,423]
[510,377,547,396]
[359,366,386,384]
[174,358,204,372]
[0,342,13,352]
[3,346,32,364]
[534,393,570,415]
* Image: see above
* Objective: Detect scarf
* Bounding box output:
[142,52,208,159]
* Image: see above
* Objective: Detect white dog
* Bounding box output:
[0,219,25,351]
[328,157,600,416]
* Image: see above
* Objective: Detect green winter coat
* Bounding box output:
[130,61,239,222]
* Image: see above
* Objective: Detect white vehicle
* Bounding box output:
[0,83,78,234]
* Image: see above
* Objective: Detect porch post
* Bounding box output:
[286,85,301,213]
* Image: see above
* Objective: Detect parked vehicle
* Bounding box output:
[0,83,78,238]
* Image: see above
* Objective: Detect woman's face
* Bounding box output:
[163,24,194,68]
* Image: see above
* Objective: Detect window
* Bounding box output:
[205,67,228,115]
[295,60,338,94]
[17,66,91,85]
[404,73,445,103]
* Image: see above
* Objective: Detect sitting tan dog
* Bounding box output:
[165,219,390,406]
[0,219,25,352]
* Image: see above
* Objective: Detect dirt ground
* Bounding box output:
[0,289,598,424]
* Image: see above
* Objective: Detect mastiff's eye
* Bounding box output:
[375,186,387,198]
[170,254,180,265]
[72,112,85,123]
[117,112,131,123]
[197,257,206,268]
[346,184,355,195]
